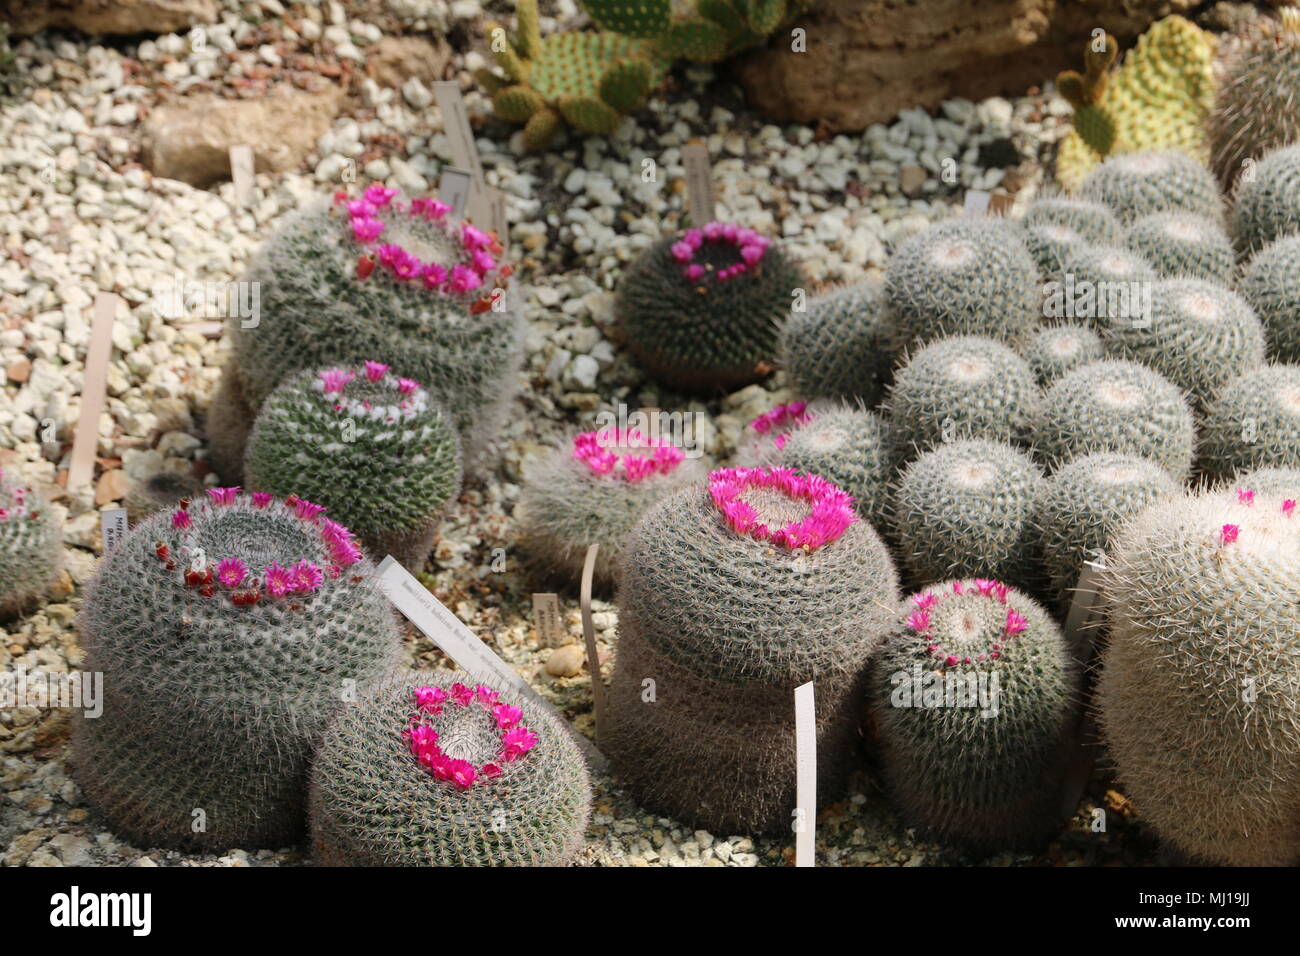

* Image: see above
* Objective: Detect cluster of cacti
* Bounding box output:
[868,579,1078,848]
[0,468,61,618]
[1240,235,1300,363]
[244,362,462,570]
[1055,17,1217,192]
[780,280,889,406]
[1043,244,1155,330]
[70,490,402,850]
[124,471,206,527]
[581,0,812,63]
[226,185,524,472]
[1124,212,1234,282]
[1027,452,1179,615]
[888,439,1044,589]
[1210,9,1300,190]
[1097,487,1300,865]
[1080,150,1222,224]
[1101,277,1266,412]
[617,221,801,391]
[477,0,668,151]
[1232,143,1300,256]
[517,425,707,590]
[884,335,1040,462]
[1032,359,1195,478]
[883,218,1039,352]
[309,673,592,865]
[1020,323,1104,386]
[604,467,899,832]
[1198,365,1300,480]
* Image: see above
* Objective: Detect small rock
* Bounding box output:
[545,643,586,677]
[94,468,129,506]
[899,164,927,198]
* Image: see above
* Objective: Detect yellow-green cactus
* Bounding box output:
[1055,17,1217,193]
[581,0,813,64]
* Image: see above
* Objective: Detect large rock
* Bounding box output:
[734,0,1199,131]
[141,88,345,187]
[1,0,218,35]
[367,35,452,89]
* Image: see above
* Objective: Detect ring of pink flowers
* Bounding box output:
[0,468,32,522]
[572,428,685,482]
[404,683,539,790]
[904,580,1028,668]
[670,221,771,284]
[749,401,813,451]
[708,466,857,551]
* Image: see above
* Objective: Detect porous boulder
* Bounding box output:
[1,0,217,36]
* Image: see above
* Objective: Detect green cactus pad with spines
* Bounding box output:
[1232,143,1300,256]
[309,672,592,866]
[70,492,403,851]
[885,335,1040,463]
[1101,277,1266,412]
[883,218,1039,352]
[1198,365,1300,480]
[1032,359,1195,478]
[493,85,545,122]
[1080,150,1222,224]
[1028,452,1179,616]
[125,471,206,527]
[1240,235,1300,364]
[1020,323,1105,386]
[779,280,889,405]
[1097,488,1300,865]
[1124,212,1234,282]
[583,0,806,63]
[889,439,1045,589]
[582,0,673,38]
[869,580,1078,849]
[0,469,61,618]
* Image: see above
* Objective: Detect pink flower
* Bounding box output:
[290,559,324,593]
[740,244,765,266]
[476,685,500,708]
[294,498,327,521]
[351,216,385,243]
[470,249,496,274]
[320,368,355,394]
[411,198,451,220]
[345,199,377,219]
[951,581,965,595]
[251,492,273,509]
[264,562,294,597]
[206,486,240,506]
[685,264,705,281]
[171,509,192,530]
[481,763,503,779]
[906,610,930,632]
[493,703,523,729]
[1005,608,1028,636]
[447,264,482,294]
[450,682,474,707]
[974,578,997,597]
[461,224,492,251]
[363,184,398,207]
[215,557,247,589]
[912,592,938,611]
[413,686,449,714]
[447,759,477,789]
[420,262,448,290]
[363,361,389,382]
[671,240,694,263]
[1220,523,1240,545]
[501,726,538,761]
[945,655,959,667]
[397,377,419,395]
[1284,499,1296,518]
[1237,488,1256,506]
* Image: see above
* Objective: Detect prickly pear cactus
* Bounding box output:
[0,468,61,618]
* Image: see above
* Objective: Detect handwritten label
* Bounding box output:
[68,293,118,491]
[682,142,715,225]
[531,592,565,648]
[229,144,255,207]
[794,680,816,867]
[438,166,474,220]
[579,544,606,742]
[100,508,127,553]
[963,189,991,217]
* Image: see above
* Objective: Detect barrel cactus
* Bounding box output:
[1199,365,1300,480]
[1124,212,1235,282]
[1233,464,1300,493]
[1020,195,1124,245]
[1080,151,1222,224]
[309,672,592,865]
[0,468,61,618]
[517,425,706,590]
[1239,235,1300,364]
[869,579,1078,848]
[70,489,402,850]
[244,362,462,570]
[1032,359,1195,478]
[1021,223,1087,282]
[1097,487,1300,865]
[605,466,900,833]
[888,439,1045,589]
[780,279,890,405]
[125,471,206,527]
[1045,243,1155,330]
[1020,323,1104,386]
[617,221,802,391]
[1233,143,1300,256]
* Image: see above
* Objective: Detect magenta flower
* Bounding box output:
[911,592,939,611]
[501,726,538,762]
[171,509,192,530]
[447,264,482,294]
[345,199,377,219]
[206,486,240,506]
[671,240,694,263]
[351,216,385,242]
[411,198,451,220]
[447,759,477,789]
[251,492,273,508]
[481,763,503,779]
[1220,523,1240,545]
[1005,608,1028,636]
[476,685,500,708]
[951,581,965,595]
[363,184,398,207]
[461,224,492,251]
[906,610,931,632]
[363,361,390,383]
[1237,488,1256,506]
[263,562,294,597]
[470,249,496,274]
[294,498,327,521]
[945,655,959,667]
[215,557,247,589]
[290,559,324,593]
[319,368,355,394]
[493,703,523,729]
[420,262,448,290]
[1284,499,1296,517]
[450,682,474,707]
[708,466,856,551]
[974,578,997,597]
[685,263,706,281]
[413,686,450,714]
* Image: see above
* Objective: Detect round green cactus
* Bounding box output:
[1020,322,1104,386]
[0,468,61,618]
[889,439,1045,589]
[1045,243,1155,330]
[869,579,1078,849]
[1232,143,1300,256]
[605,467,900,832]
[780,280,890,405]
[1233,464,1300,492]
[1239,235,1300,364]
[1032,359,1195,478]
[309,672,592,866]
[1101,278,1267,412]
[1124,212,1235,282]
[244,362,462,570]
[617,222,802,391]
[1020,222,1087,282]
[1027,452,1179,615]
[1079,150,1222,223]
[70,490,402,851]
[1097,487,1300,865]
[885,335,1040,463]
[125,471,206,527]
[883,218,1039,352]
[1198,365,1300,480]
[1021,195,1124,245]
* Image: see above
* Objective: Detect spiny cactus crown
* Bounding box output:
[1021,195,1124,245]
[1199,364,1300,480]
[1080,150,1222,224]
[708,466,857,552]
[780,279,890,405]
[1232,142,1300,256]
[1124,211,1235,282]
[1240,235,1300,364]
[1020,322,1104,386]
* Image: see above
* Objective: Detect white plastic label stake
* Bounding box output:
[68,293,118,491]
[100,508,127,553]
[229,144,254,206]
[432,82,485,187]
[1058,563,1108,819]
[438,167,474,220]
[579,544,606,742]
[1062,562,1105,662]
[963,189,991,217]
[794,680,816,867]
[377,556,608,770]
[682,142,715,225]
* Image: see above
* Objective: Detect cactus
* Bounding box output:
[580,0,813,63]
[1240,235,1300,364]
[1097,487,1300,865]
[517,425,707,590]
[883,218,1039,353]
[869,579,1078,848]
[884,335,1040,464]
[604,467,900,832]
[1021,223,1086,282]
[125,471,206,526]
[1101,278,1266,412]
[1210,9,1300,191]
[1198,365,1300,480]
[888,439,1045,589]
[1020,323,1104,386]
[1055,18,1217,192]
[1020,195,1124,246]
[1233,465,1300,493]
[1079,150,1222,224]
[476,0,668,152]
[0,468,61,618]
[230,188,524,472]
[309,672,592,866]
[1027,452,1179,616]
[1124,212,1235,282]
[780,279,890,405]
[1232,143,1300,256]
[1044,243,1155,330]
[69,490,402,850]
[1032,359,1195,478]
[616,222,802,391]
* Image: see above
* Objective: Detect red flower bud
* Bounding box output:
[356,255,376,280]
